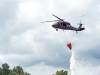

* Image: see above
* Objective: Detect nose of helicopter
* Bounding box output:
[52,25,54,27]
[52,25,56,28]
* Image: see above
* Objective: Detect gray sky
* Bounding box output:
[0,0,100,75]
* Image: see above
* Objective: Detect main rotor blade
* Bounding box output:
[80,20,81,23]
[52,14,64,21]
[41,20,60,23]
[68,15,84,19]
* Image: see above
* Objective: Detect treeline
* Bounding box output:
[0,63,30,75]
[0,63,68,75]
[53,70,68,75]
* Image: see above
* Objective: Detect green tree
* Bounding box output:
[24,72,30,75]
[2,63,10,75]
[0,67,3,75]
[15,73,19,75]
[8,70,15,75]
[53,70,68,75]
[0,63,31,75]
[15,66,23,75]
[13,67,16,73]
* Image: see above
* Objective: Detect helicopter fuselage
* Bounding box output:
[41,14,85,32]
[52,21,85,32]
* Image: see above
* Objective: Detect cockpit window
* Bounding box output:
[63,22,66,26]
[68,23,70,25]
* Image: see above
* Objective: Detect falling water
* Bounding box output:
[70,51,76,75]
[70,51,100,75]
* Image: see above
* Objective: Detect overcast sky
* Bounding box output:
[0,0,100,75]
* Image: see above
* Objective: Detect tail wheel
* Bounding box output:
[56,29,58,31]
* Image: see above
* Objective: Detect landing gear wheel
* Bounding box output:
[56,29,58,31]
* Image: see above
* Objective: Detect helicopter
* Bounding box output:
[41,14,85,33]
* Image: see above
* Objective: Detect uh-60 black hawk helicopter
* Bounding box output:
[41,14,85,33]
